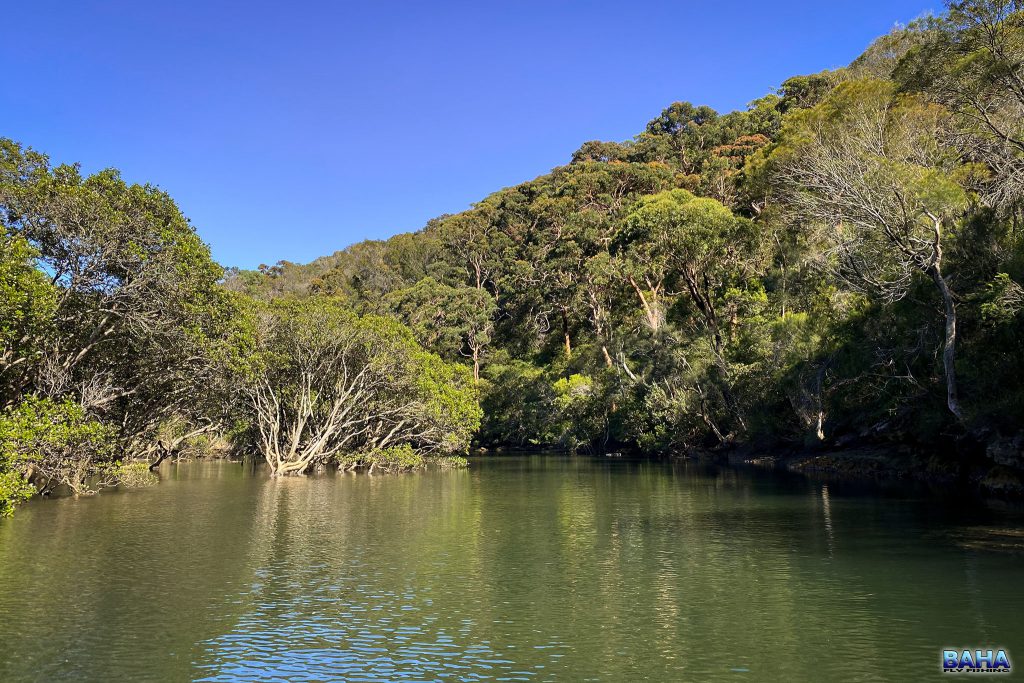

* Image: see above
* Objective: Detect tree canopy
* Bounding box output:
[2,0,1024,514]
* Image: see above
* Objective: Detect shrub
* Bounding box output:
[0,396,116,496]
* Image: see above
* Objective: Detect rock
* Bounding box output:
[987,432,1024,468]
[981,466,1024,495]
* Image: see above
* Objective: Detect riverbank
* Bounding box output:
[477,426,1024,498]
[477,433,1024,498]
[162,430,1024,500]
[716,437,1024,498]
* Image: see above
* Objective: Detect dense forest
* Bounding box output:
[1,0,1022,514]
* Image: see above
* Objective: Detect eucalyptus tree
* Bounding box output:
[638,102,722,174]
[614,189,758,346]
[612,189,764,437]
[433,205,508,293]
[581,252,620,368]
[773,80,971,419]
[537,162,675,357]
[385,277,496,382]
[896,0,1024,217]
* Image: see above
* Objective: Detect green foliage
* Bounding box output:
[384,277,496,379]
[111,461,159,488]
[337,444,425,472]
[0,395,116,495]
[979,273,1024,323]
[777,71,839,112]
[0,229,55,404]
[436,455,469,469]
[478,359,552,447]
[548,374,607,452]
[0,470,34,517]
[3,0,1024,510]
[240,296,480,474]
[0,229,54,351]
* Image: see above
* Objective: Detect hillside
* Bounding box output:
[2,1,1023,511]
[223,4,1024,474]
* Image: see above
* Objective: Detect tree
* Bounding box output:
[896,0,1024,217]
[581,252,620,368]
[0,395,117,496]
[385,278,496,382]
[773,79,970,419]
[639,102,722,174]
[0,138,239,458]
[433,206,508,292]
[243,297,480,475]
[613,189,762,435]
[571,140,631,164]
[0,229,55,406]
[777,72,840,113]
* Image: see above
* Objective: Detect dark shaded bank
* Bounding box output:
[146,421,1024,501]
[476,429,1024,500]
[713,436,1024,499]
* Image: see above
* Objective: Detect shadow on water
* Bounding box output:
[1,454,1022,682]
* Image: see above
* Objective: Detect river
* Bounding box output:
[0,455,1021,681]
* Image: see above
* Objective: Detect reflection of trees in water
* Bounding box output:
[0,462,265,681]
[193,467,513,681]
[3,460,1022,682]
[470,458,895,680]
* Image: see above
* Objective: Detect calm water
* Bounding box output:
[0,456,1022,682]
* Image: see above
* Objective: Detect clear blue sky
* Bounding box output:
[2,0,936,269]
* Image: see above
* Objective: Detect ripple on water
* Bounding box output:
[192,565,564,682]
[3,459,1024,683]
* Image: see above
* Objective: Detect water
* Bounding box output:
[0,456,1022,682]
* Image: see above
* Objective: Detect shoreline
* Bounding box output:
[471,436,1024,499]
[716,442,1024,499]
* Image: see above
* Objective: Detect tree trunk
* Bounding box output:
[148,441,172,471]
[813,358,830,441]
[697,389,727,444]
[928,265,964,421]
[628,277,662,332]
[706,316,746,434]
[562,311,572,358]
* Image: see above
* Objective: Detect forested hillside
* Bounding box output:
[226,1,1024,455]
[1,0,1022,513]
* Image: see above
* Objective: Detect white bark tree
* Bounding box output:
[775,79,970,419]
[245,298,479,475]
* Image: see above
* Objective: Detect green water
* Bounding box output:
[0,456,1022,682]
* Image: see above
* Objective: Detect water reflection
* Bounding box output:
[821,484,835,557]
[0,456,1022,682]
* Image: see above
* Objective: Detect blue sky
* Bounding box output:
[2,1,936,269]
